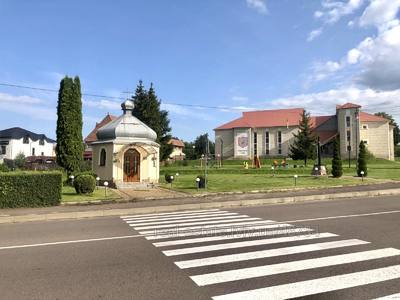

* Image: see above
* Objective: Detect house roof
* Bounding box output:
[215,108,304,130]
[315,131,338,145]
[0,127,56,143]
[359,112,389,122]
[84,114,117,143]
[336,102,362,109]
[168,138,185,148]
[310,115,335,128]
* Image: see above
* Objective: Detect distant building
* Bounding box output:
[0,127,56,162]
[214,103,395,161]
[84,114,117,160]
[168,138,186,160]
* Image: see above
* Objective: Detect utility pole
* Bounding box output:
[205,133,209,190]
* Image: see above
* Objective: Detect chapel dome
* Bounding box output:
[96,100,157,141]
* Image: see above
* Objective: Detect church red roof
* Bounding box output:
[84,114,117,143]
[359,112,389,122]
[168,138,185,148]
[336,102,362,109]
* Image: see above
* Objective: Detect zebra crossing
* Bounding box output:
[120,208,400,299]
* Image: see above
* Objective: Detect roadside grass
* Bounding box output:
[160,158,400,193]
[62,185,120,202]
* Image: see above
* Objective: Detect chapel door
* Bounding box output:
[124,149,140,182]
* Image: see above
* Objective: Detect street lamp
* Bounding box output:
[104,181,109,197]
[294,174,298,186]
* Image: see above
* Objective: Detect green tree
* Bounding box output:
[183,141,196,160]
[14,152,26,169]
[56,76,84,174]
[357,141,368,177]
[331,137,343,178]
[132,81,173,161]
[375,112,400,147]
[194,134,215,159]
[289,110,316,166]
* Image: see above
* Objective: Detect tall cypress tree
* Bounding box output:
[357,141,368,177]
[289,110,316,166]
[331,137,343,178]
[56,76,84,174]
[132,81,173,160]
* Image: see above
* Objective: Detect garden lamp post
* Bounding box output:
[96,177,100,190]
[69,175,74,185]
[175,173,179,181]
[360,170,365,182]
[294,174,298,186]
[170,175,174,188]
[196,177,200,190]
[104,181,108,197]
[271,166,275,177]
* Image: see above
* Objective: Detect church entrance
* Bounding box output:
[124,149,140,182]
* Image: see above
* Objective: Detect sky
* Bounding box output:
[1,0,400,141]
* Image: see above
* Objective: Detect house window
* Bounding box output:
[0,145,6,155]
[253,132,257,156]
[39,139,45,145]
[23,136,29,144]
[41,152,44,156]
[278,131,282,155]
[32,148,35,156]
[346,116,351,127]
[362,124,368,130]
[347,130,351,142]
[100,149,106,166]
[265,131,270,155]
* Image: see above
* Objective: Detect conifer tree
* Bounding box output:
[357,141,368,177]
[289,110,316,166]
[132,81,173,160]
[331,137,343,178]
[56,76,84,174]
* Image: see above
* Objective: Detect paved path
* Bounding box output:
[1,194,400,299]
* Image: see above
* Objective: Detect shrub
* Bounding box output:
[14,152,26,169]
[357,141,368,177]
[395,145,400,157]
[79,160,93,172]
[0,163,9,172]
[165,173,174,183]
[74,174,96,194]
[331,137,343,178]
[0,171,62,208]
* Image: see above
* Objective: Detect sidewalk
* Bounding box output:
[1,182,400,224]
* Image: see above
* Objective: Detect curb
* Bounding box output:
[1,188,400,224]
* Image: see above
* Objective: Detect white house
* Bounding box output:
[0,127,56,162]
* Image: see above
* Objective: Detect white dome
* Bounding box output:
[96,100,157,141]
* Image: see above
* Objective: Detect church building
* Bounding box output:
[214,103,395,161]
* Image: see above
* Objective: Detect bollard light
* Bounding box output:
[69,175,75,185]
[175,173,179,181]
[360,170,365,181]
[196,177,200,190]
[96,177,100,190]
[104,181,109,197]
[170,175,174,188]
[294,174,298,186]
[271,166,275,177]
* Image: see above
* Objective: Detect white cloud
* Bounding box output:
[317,0,365,24]
[246,0,268,14]
[83,99,121,110]
[307,28,323,41]
[0,93,44,105]
[359,0,400,30]
[232,96,249,103]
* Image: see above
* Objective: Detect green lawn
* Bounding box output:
[62,185,120,203]
[160,158,400,193]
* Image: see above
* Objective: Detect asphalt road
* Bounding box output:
[1,195,400,299]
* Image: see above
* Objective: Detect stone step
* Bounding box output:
[116,182,155,190]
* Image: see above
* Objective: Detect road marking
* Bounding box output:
[145,223,293,240]
[374,293,400,299]
[132,217,260,230]
[120,209,220,219]
[138,220,277,235]
[191,248,400,286]
[282,210,400,224]
[124,212,238,223]
[162,232,336,256]
[122,210,233,221]
[212,264,400,300]
[175,239,369,269]
[0,235,143,251]
[127,214,248,227]
[152,228,313,247]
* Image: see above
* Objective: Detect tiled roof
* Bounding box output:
[310,115,335,128]
[359,112,389,122]
[0,127,56,143]
[315,131,338,145]
[84,114,117,143]
[336,103,362,109]
[168,138,185,147]
[215,108,304,130]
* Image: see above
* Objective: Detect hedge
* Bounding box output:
[0,171,62,208]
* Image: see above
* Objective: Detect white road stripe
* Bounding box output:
[122,210,232,221]
[124,212,238,224]
[0,235,143,250]
[374,293,400,299]
[212,264,400,300]
[175,239,369,269]
[127,214,247,226]
[138,220,277,235]
[133,217,260,230]
[192,248,400,286]
[162,232,336,256]
[120,209,220,219]
[153,228,314,247]
[145,223,293,240]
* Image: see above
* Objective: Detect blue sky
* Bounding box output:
[1,0,400,141]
